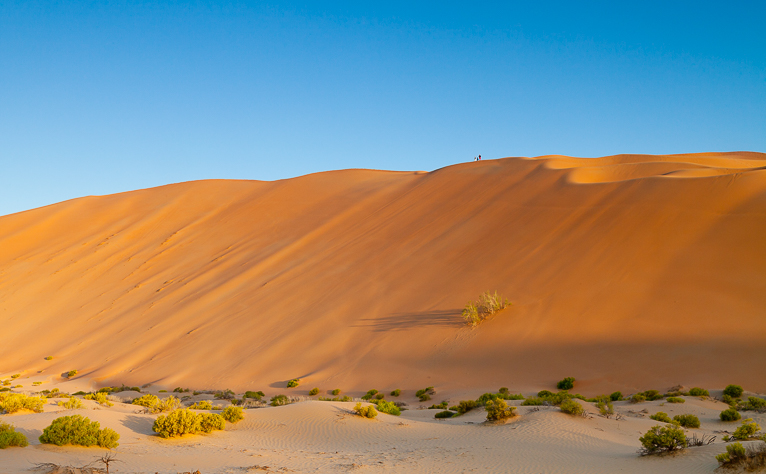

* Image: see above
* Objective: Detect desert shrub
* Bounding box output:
[244,390,265,400]
[536,390,553,398]
[375,393,385,400]
[132,394,180,413]
[65,370,78,378]
[332,389,341,396]
[389,389,400,397]
[308,387,319,396]
[666,397,685,404]
[478,392,523,405]
[462,291,510,326]
[10,374,20,379]
[642,390,663,401]
[721,408,742,422]
[361,389,379,400]
[189,400,213,410]
[132,394,159,408]
[199,412,226,433]
[650,412,673,423]
[173,387,190,393]
[318,395,352,402]
[560,399,584,416]
[84,392,113,407]
[744,397,766,411]
[270,395,290,406]
[45,356,53,360]
[429,401,448,410]
[153,409,201,438]
[716,441,766,469]
[287,379,300,388]
[522,397,545,406]
[732,419,761,440]
[39,415,119,448]
[0,393,45,414]
[630,393,646,404]
[416,387,435,402]
[354,403,377,419]
[159,390,167,393]
[222,406,244,423]
[557,377,575,391]
[639,425,687,455]
[214,389,235,399]
[57,398,84,410]
[0,422,28,449]
[689,387,709,397]
[455,400,478,415]
[609,391,622,401]
[375,400,401,416]
[597,398,614,417]
[435,410,455,419]
[716,442,747,464]
[724,385,744,398]
[485,399,516,421]
[499,387,509,394]
[673,414,700,428]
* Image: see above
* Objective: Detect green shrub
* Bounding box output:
[435,410,455,419]
[642,390,663,401]
[309,388,319,396]
[354,403,377,419]
[375,393,385,400]
[639,425,687,455]
[485,399,516,421]
[199,412,226,433]
[361,389,379,400]
[389,389,400,397]
[84,392,113,407]
[630,393,646,404]
[318,395,352,402]
[522,397,545,406]
[666,397,685,404]
[556,377,575,391]
[745,397,766,411]
[609,391,622,401]
[131,394,180,413]
[0,393,45,414]
[724,385,744,398]
[416,387,434,402]
[57,398,84,410]
[332,389,342,396]
[375,400,401,416]
[190,400,213,410]
[462,291,510,326]
[39,415,119,448]
[721,408,742,422]
[732,419,761,440]
[222,406,244,423]
[673,414,700,428]
[65,370,78,378]
[560,399,584,416]
[244,391,264,400]
[270,395,290,406]
[173,387,190,393]
[455,400,478,415]
[45,356,53,360]
[689,387,709,397]
[153,409,203,438]
[11,374,20,379]
[650,412,672,423]
[0,422,28,449]
[214,389,235,399]
[597,398,614,417]
[716,442,747,464]
[287,379,300,388]
[537,390,554,398]
[429,401,448,410]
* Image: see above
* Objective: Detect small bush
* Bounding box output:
[309,388,319,396]
[689,387,709,397]
[244,391,264,400]
[84,392,113,407]
[610,391,622,401]
[485,399,516,421]
[651,412,673,423]
[189,400,213,410]
[639,425,687,455]
[416,387,435,402]
[332,389,341,396]
[716,442,747,464]
[389,389,400,397]
[721,408,742,422]
[732,419,761,440]
[597,398,614,417]
[642,390,663,401]
[199,412,226,433]
[375,400,401,416]
[462,291,510,326]
[429,401,448,410]
[666,397,685,404]
[556,377,575,391]
[57,398,84,410]
[173,387,190,393]
[214,389,235,399]
[131,394,180,413]
[0,422,28,449]
[11,374,20,379]
[630,393,646,404]
[222,406,244,423]
[354,403,377,419]
[375,393,385,400]
[716,441,766,469]
[522,397,545,406]
[455,400,478,415]
[361,389,379,400]
[744,397,766,411]
[724,385,744,398]
[435,410,455,419]
[65,370,78,378]
[673,414,700,428]
[153,409,202,438]
[0,393,45,414]
[287,379,300,388]
[39,415,119,448]
[560,399,584,416]
[270,395,290,406]
[45,356,54,360]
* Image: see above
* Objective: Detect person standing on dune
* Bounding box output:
[478,154,482,161]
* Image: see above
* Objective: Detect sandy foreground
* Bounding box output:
[1,386,765,474]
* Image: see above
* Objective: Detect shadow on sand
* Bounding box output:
[356,309,463,332]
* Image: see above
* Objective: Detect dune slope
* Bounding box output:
[1,152,765,394]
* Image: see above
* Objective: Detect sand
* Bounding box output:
[1,152,765,472]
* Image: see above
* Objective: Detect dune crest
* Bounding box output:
[1,153,765,393]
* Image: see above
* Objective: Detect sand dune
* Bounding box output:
[1,152,765,396]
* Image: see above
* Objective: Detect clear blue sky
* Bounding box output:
[1,1,764,216]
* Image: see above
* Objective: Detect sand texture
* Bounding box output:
[1,152,765,395]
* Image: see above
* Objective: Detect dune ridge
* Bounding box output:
[1,152,765,394]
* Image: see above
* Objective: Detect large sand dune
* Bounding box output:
[1,152,765,395]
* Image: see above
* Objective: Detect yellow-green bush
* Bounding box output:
[485,399,516,421]
[462,291,510,326]
[132,394,180,413]
[308,387,319,396]
[0,393,45,414]
[39,415,119,448]
[57,398,84,410]
[673,414,700,428]
[0,422,28,449]
[639,425,687,455]
[199,412,226,433]
[354,403,377,419]
[560,399,584,416]
[733,419,761,440]
[721,407,742,422]
[83,392,113,407]
[152,409,225,438]
[222,406,244,423]
[650,412,672,423]
[375,400,401,416]
[189,400,213,410]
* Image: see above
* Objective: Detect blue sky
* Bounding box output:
[1,1,764,216]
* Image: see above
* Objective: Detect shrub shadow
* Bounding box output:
[121,414,156,435]
[356,309,463,332]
